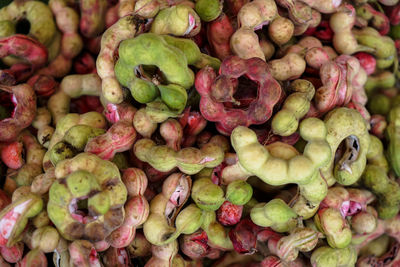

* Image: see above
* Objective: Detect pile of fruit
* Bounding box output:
[3,0,400,266]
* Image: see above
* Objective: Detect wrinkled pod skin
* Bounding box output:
[0,35,48,83]
[0,84,36,142]
[115,33,206,111]
[195,56,282,135]
[321,107,370,186]
[47,153,127,242]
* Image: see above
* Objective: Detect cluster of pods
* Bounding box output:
[3,0,400,266]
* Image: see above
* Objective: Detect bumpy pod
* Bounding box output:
[0,35,48,83]
[321,107,370,186]
[0,193,43,247]
[47,73,102,126]
[315,186,376,248]
[150,4,201,37]
[0,84,36,142]
[97,15,148,104]
[144,173,203,246]
[0,0,56,47]
[84,120,137,160]
[356,3,390,35]
[387,106,400,177]
[314,55,364,114]
[115,33,195,111]
[134,135,227,175]
[47,111,107,151]
[48,124,106,166]
[37,0,83,78]
[195,56,282,135]
[47,153,127,242]
[271,79,315,136]
[68,240,102,267]
[250,199,297,232]
[79,0,108,38]
[231,118,331,195]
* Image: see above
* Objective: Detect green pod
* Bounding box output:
[162,35,202,65]
[314,208,352,249]
[367,93,391,115]
[49,141,77,166]
[0,193,43,247]
[364,71,396,95]
[63,125,106,151]
[225,180,253,205]
[150,5,200,36]
[250,199,297,232]
[311,246,357,267]
[115,33,194,107]
[322,108,370,186]
[387,106,400,176]
[0,1,56,47]
[191,178,225,211]
[195,0,222,22]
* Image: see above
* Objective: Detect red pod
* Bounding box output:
[0,35,48,83]
[305,21,333,41]
[370,114,387,139]
[217,201,243,226]
[354,52,377,76]
[1,142,24,169]
[387,3,400,25]
[195,56,282,135]
[73,52,97,74]
[102,247,129,267]
[0,84,36,142]
[27,74,57,97]
[207,13,235,60]
[0,242,24,263]
[180,230,211,260]
[104,102,137,123]
[228,219,261,254]
[15,248,47,267]
[84,120,137,160]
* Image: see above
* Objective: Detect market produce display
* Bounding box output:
[4,0,400,266]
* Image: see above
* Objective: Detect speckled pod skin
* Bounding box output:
[0,193,43,247]
[0,84,36,142]
[47,153,127,242]
[97,15,146,104]
[134,135,227,175]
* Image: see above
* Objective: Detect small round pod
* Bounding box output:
[268,16,294,45]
